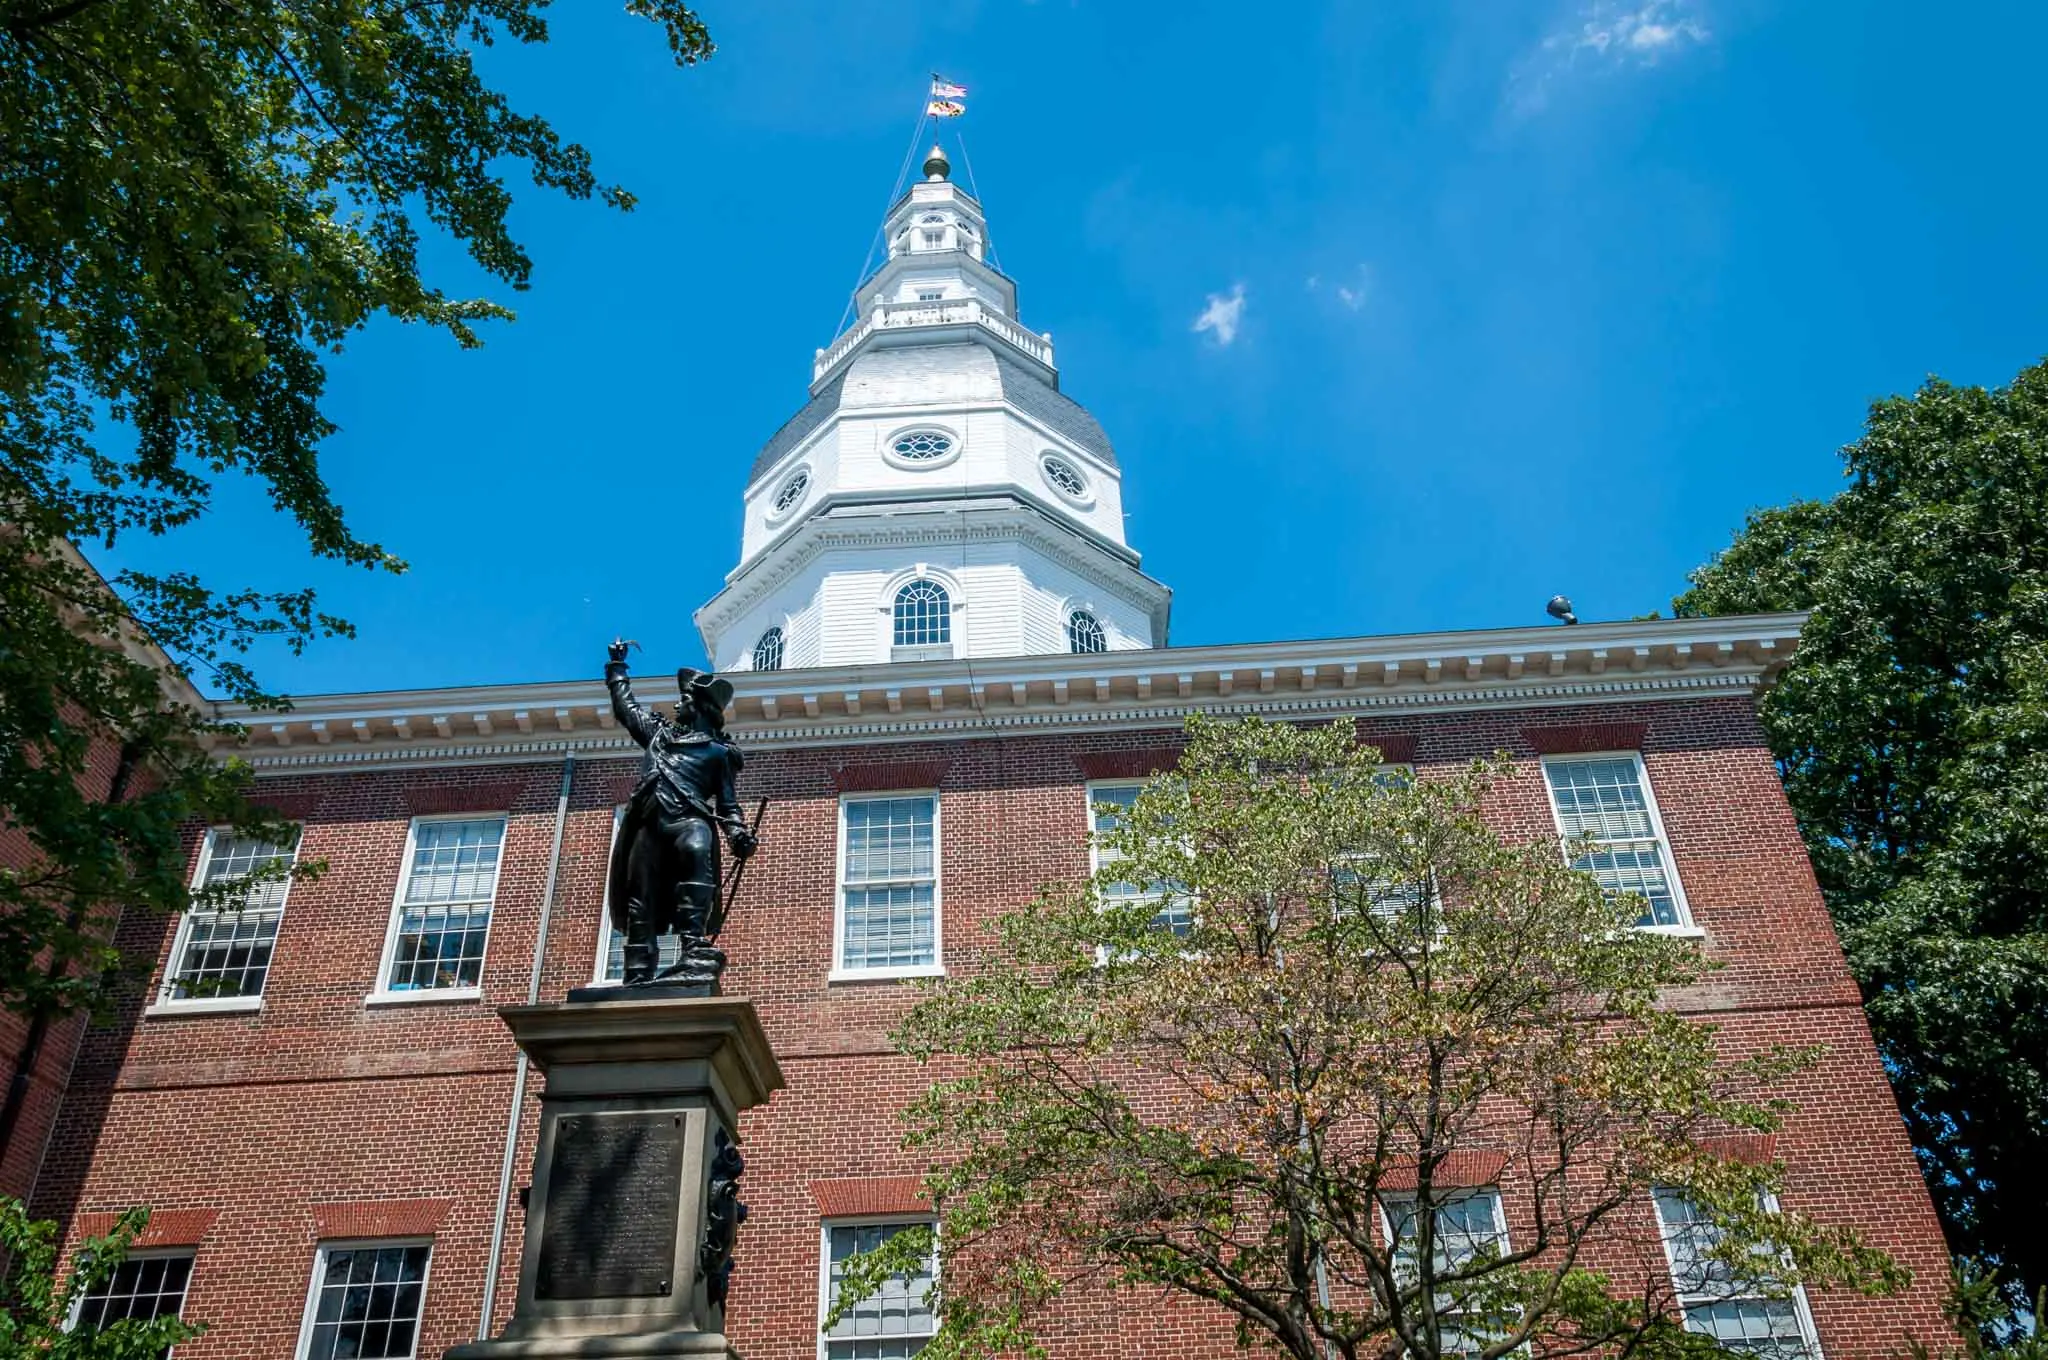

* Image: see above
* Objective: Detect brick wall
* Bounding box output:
[0,726,128,1202]
[30,694,1954,1357]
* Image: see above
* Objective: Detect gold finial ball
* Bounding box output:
[923,145,951,181]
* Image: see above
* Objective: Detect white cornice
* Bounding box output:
[215,614,1807,773]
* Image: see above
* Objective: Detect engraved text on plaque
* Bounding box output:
[535,1111,687,1300]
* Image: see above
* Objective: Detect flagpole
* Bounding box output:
[836,90,932,336]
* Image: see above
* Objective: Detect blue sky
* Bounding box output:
[95,1,2048,697]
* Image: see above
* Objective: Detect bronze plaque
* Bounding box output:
[535,1111,686,1300]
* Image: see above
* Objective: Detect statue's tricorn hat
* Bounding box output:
[675,667,734,711]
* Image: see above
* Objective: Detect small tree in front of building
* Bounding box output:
[833,716,1907,1360]
[0,1202,198,1357]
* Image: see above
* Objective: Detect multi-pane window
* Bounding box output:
[838,796,939,973]
[72,1250,192,1342]
[382,818,504,993]
[820,1220,937,1359]
[162,829,299,1004]
[1066,610,1107,654]
[296,1242,431,1360]
[1541,755,1687,927]
[1089,784,1188,937]
[916,289,944,302]
[890,431,953,461]
[1653,1192,1820,1360]
[1041,454,1088,499]
[1386,1190,1512,1359]
[892,581,951,653]
[754,626,786,671]
[920,229,944,248]
[773,470,809,514]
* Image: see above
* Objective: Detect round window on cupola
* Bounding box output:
[1039,452,1091,504]
[885,427,959,469]
[767,466,811,520]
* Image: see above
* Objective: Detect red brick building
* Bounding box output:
[20,145,1953,1360]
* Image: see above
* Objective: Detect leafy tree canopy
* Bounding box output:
[1677,359,2048,1311]
[0,0,709,1018]
[835,717,1904,1360]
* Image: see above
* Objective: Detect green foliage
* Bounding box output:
[1676,359,2048,1310]
[845,717,1903,1360]
[0,1198,200,1357]
[0,0,709,1020]
[1904,1263,2043,1360]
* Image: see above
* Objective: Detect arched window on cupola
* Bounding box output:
[1067,610,1107,655]
[752,626,784,672]
[892,580,952,660]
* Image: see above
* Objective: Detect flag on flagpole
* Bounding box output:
[931,77,968,99]
[926,98,966,118]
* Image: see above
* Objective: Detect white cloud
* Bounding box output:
[1192,283,1247,346]
[1309,266,1371,312]
[1509,0,1709,114]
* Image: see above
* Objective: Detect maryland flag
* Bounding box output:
[928,75,967,116]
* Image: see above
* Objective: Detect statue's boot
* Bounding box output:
[621,895,662,985]
[655,879,726,984]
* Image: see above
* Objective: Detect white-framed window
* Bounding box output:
[156,827,300,1011]
[891,580,952,661]
[889,429,954,462]
[1040,453,1089,502]
[1087,782,1188,938]
[591,805,684,985]
[834,794,942,979]
[818,1218,938,1360]
[69,1247,193,1339]
[294,1239,432,1360]
[915,289,944,302]
[920,228,944,248]
[754,626,786,672]
[1653,1191,1822,1360]
[1540,753,1690,928]
[1066,610,1107,654]
[372,816,506,1000]
[771,468,810,517]
[1384,1189,1513,1359]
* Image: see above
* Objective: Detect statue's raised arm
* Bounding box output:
[604,638,662,747]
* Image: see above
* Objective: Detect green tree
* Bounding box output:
[835,717,1904,1360]
[0,0,711,1020]
[0,1202,199,1357]
[1676,359,2048,1311]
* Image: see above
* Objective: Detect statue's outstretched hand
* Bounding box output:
[607,637,631,665]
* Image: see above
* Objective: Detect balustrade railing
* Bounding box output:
[813,297,1054,382]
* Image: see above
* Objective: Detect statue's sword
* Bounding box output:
[707,799,769,941]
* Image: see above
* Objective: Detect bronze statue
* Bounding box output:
[603,640,756,988]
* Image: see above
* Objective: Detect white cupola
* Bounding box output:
[696,144,1171,673]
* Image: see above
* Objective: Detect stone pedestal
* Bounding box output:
[447,993,783,1359]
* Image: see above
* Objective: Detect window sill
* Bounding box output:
[363,987,483,1008]
[827,965,947,985]
[1637,924,1708,941]
[144,994,264,1018]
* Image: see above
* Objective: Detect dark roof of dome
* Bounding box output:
[749,371,846,485]
[747,341,1117,484]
